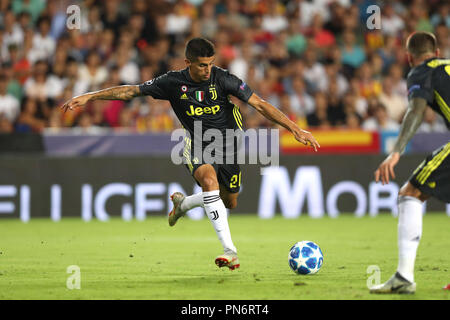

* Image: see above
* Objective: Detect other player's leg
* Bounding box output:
[371,142,450,294]
[370,182,427,294]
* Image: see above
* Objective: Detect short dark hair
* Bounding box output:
[406,32,437,57]
[185,38,215,61]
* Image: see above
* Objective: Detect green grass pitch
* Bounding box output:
[0,214,449,300]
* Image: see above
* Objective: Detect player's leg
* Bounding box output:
[169,168,241,219]
[370,182,427,294]
[371,142,450,294]
[396,182,429,284]
[219,183,239,209]
[168,145,205,226]
[194,164,239,269]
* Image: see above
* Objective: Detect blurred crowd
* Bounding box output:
[0,0,449,134]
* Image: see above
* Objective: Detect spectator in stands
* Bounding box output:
[307,92,331,129]
[8,43,31,85]
[17,11,32,32]
[1,0,447,135]
[0,114,14,133]
[318,60,348,97]
[345,112,362,130]
[0,74,20,124]
[111,45,140,85]
[435,22,450,58]
[289,75,315,117]
[377,35,398,74]
[46,0,67,40]
[164,0,195,37]
[278,92,306,129]
[23,59,63,101]
[47,107,63,131]
[324,1,346,35]
[261,0,288,34]
[117,107,136,130]
[225,0,250,31]
[327,80,346,126]
[198,0,218,39]
[229,41,253,82]
[362,103,399,131]
[381,3,405,36]
[100,0,128,38]
[302,47,327,93]
[430,3,450,28]
[341,91,363,126]
[137,100,175,132]
[11,0,46,23]
[15,97,46,133]
[80,5,103,34]
[410,1,433,33]
[1,10,23,61]
[340,29,366,71]
[388,64,408,97]
[62,58,89,97]
[28,15,56,64]
[378,76,407,123]
[285,17,307,57]
[417,107,448,133]
[305,13,336,49]
[78,50,108,91]
[348,78,368,119]
[2,61,23,102]
[354,62,382,100]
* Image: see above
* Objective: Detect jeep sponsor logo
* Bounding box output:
[186,105,220,116]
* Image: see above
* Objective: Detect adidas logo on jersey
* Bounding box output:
[180,93,188,100]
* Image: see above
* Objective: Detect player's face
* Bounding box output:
[186,56,215,82]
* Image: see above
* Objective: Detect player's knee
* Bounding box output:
[224,199,237,210]
[200,177,219,190]
[399,183,418,197]
[398,183,429,202]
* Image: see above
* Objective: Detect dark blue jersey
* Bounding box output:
[407,57,450,130]
[139,66,253,136]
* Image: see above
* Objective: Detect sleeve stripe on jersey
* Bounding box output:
[233,105,243,130]
[434,90,450,122]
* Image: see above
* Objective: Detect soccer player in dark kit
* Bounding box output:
[371,32,450,294]
[62,38,320,270]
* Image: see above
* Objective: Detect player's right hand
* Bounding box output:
[60,94,91,113]
[292,128,320,152]
[374,152,400,185]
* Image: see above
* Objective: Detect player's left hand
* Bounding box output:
[292,128,320,152]
[374,152,400,185]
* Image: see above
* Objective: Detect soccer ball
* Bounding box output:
[288,241,324,275]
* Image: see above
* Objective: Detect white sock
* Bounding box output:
[397,195,423,283]
[180,192,204,212]
[203,190,237,254]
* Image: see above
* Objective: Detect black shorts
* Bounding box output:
[409,142,450,203]
[183,144,241,193]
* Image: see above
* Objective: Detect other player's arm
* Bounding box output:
[247,93,320,151]
[61,85,141,112]
[374,97,428,184]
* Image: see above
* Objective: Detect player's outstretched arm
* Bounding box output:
[61,85,141,113]
[374,97,428,184]
[247,93,320,152]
